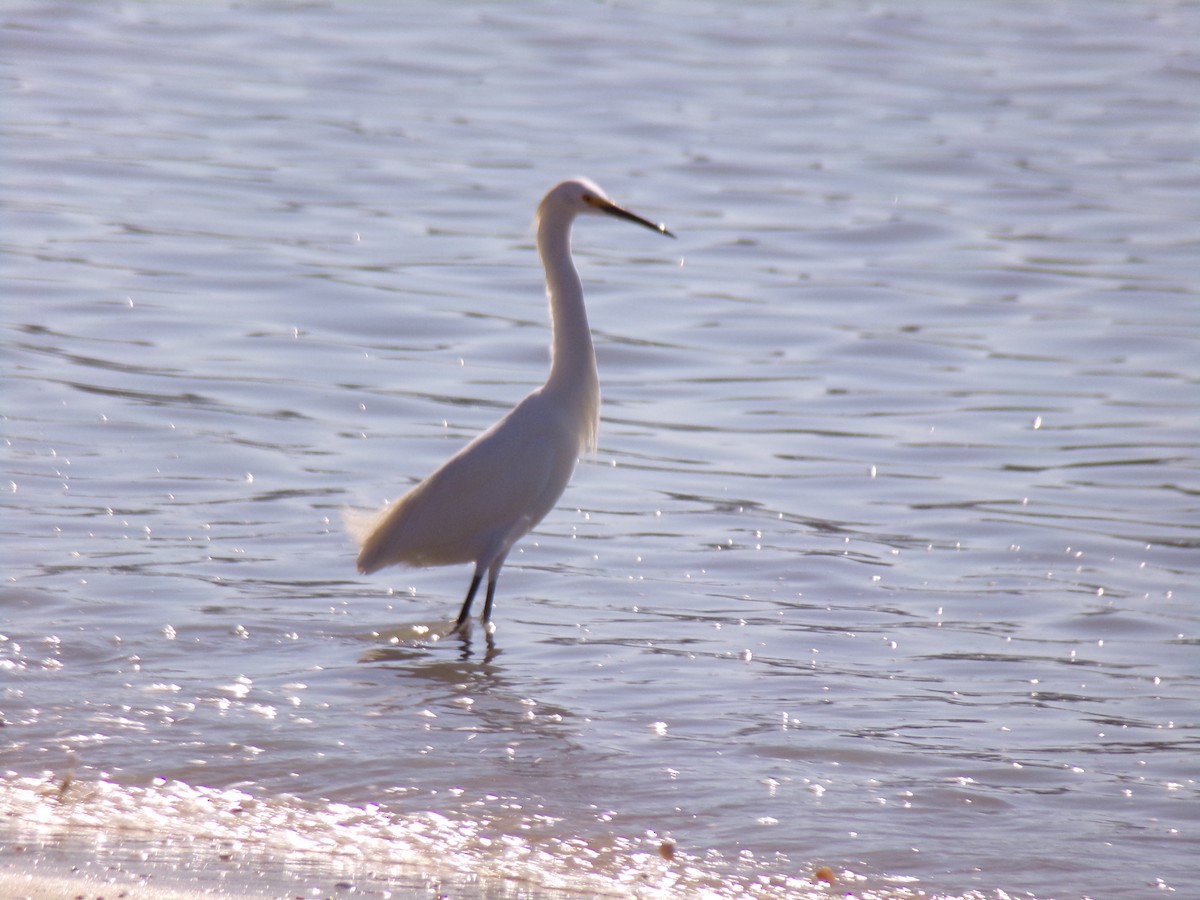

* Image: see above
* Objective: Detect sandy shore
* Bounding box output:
[1,871,254,900]
[0,775,641,900]
[0,837,594,900]
[1,836,492,900]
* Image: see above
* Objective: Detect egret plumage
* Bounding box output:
[351,179,673,633]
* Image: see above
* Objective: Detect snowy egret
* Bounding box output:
[352,179,674,633]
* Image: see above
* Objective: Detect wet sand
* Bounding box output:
[0,835,598,900]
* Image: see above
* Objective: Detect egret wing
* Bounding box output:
[355,393,581,574]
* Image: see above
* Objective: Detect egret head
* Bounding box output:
[538,178,674,238]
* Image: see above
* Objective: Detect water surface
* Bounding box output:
[3,3,1198,898]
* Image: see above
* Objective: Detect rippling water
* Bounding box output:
[3,3,1198,898]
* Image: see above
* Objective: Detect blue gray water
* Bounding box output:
[3,3,1198,898]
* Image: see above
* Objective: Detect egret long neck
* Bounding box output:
[538,212,600,448]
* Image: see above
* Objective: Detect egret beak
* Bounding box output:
[588,195,675,238]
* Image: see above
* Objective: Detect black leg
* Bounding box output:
[481,576,499,624]
[452,571,483,632]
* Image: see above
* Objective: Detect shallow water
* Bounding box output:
[3,2,1198,898]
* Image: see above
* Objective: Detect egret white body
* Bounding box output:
[352,179,673,632]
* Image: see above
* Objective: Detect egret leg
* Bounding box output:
[480,554,508,625]
[452,571,484,632]
[481,577,499,624]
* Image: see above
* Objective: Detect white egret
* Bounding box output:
[352,178,674,633]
